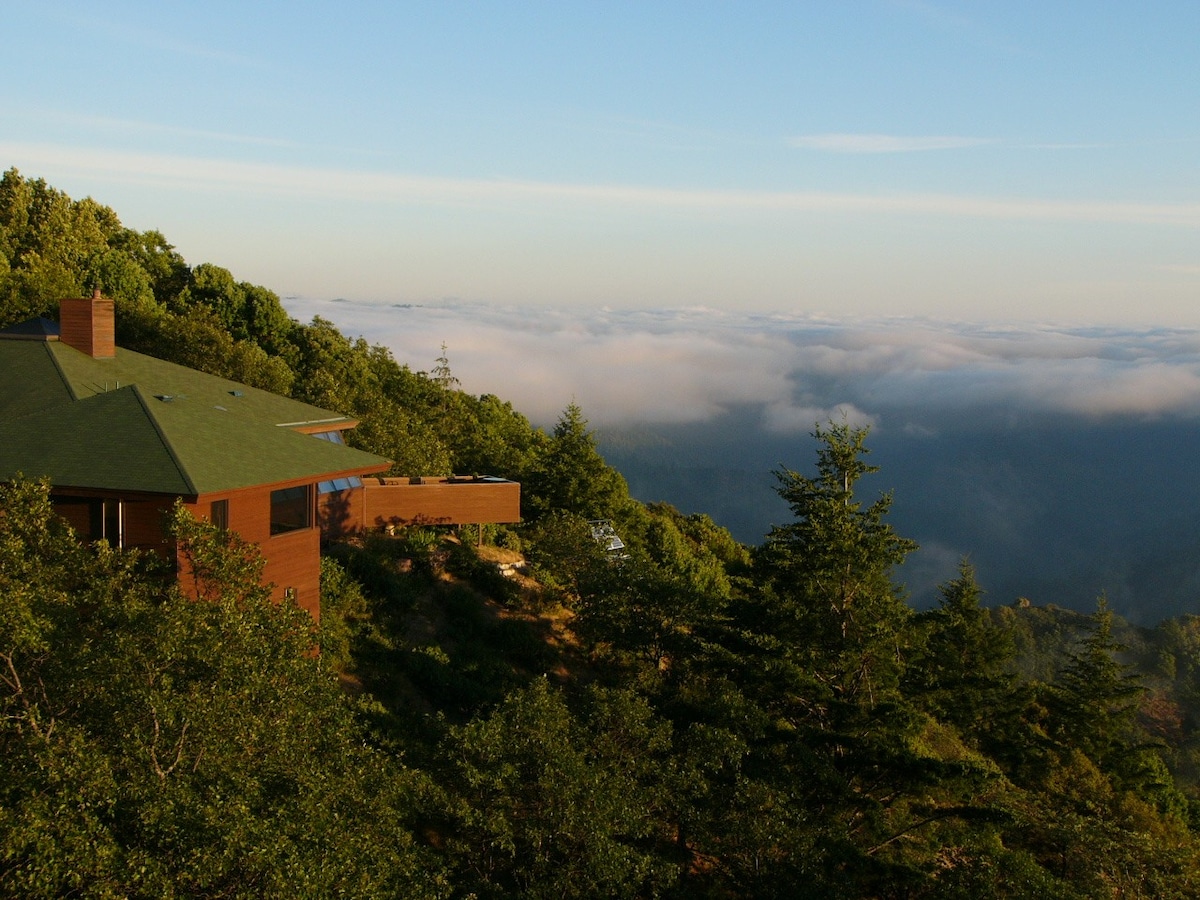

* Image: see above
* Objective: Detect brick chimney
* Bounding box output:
[59,289,116,358]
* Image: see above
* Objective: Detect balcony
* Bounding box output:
[360,475,520,531]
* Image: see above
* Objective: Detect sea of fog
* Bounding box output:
[284,296,1200,624]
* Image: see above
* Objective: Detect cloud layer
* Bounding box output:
[283,298,1200,432]
[283,298,1200,620]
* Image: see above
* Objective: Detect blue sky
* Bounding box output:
[3,2,1197,323]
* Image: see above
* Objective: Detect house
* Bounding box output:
[0,292,520,620]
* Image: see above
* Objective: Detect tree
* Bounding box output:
[118,304,295,395]
[722,424,1017,891]
[523,403,629,522]
[0,169,114,324]
[759,420,917,706]
[450,393,546,481]
[908,559,1021,750]
[1054,597,1145,770]
[109,228,190,305]
[240,282,295,353]
[173,262,244,329]
[441,679,673,898]
[83,247,157,313]
[0,481,447,897]
[568,505,737,676]
[431,342,460,391]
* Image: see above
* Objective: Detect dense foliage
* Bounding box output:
[0,482,447,896]
[6,169,1200,896]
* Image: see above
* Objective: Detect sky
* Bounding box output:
[2,1,1198,325]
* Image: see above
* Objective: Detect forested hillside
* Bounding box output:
[6,168,1200,897]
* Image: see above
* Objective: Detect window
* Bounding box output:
[90,499,123,547]
[312,431,363,495]
[318,475,363,494]
[270,486,312,535]
[54,496,122,546]
[210,499,229,531]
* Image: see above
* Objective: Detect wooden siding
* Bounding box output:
[51,497,92,538]
[261,528,322,621]
[125,498,175,553]
[318,485,366,538]
[362,476,521,530]
[180,481,322,622]
[42,471,519,623]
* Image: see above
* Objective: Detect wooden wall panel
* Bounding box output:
[362,478,521,530]
[319,487,364,538]
[262,528,322,622]
[42,478,329,622]
[52,499,92,538]
[181,483,322,621]
[51,493,171,552]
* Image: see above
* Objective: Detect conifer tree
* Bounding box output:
[909,559,1019,747]
[523,403,628,522]
[759,420,917,706]
[736,424,939,890]
[431,342,460,391]
[1055,596,1144,768]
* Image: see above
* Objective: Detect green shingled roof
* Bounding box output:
[0,340,78,419]
[0,338,389,496]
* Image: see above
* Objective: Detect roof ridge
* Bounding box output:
[124,384,200,496]
[42,340,81,401]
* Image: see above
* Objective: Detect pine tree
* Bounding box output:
[523,403,628,522]
[909,560,1019,747]
[1055,596,1144,768]
[759,420,917,706]
[735,424,946,891]
[431,341,460,391]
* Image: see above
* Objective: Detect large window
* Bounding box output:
[54,497,123,546]
[210,499,229,531]
[270,485,312,535]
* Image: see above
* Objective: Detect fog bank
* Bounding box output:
[285,298,1200,622]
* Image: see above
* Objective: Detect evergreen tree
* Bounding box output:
[523,403,628,522]
[431,342,460,391]
[1055,596,1145,770]
[758,420,917,706]
[908,559,1021,750]
[441,679,674,899]
[736,424,1017,893]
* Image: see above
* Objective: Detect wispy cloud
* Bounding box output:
[55,11,268,69]
[5,142,1198,228]
[14,111,300,150]
[789,133,994,153]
